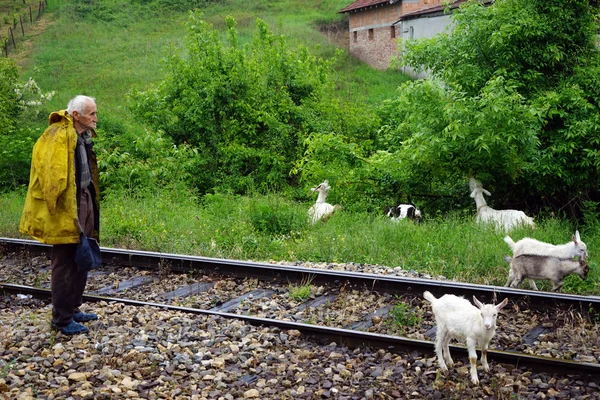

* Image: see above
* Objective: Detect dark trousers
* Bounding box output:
[51,187,94,326]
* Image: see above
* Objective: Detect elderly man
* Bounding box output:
[20,95,101,335]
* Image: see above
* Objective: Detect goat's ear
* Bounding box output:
[470,189,477,198]
[483,189,491,196]
[574,230,581,243]
[496,297,509,310]
[473,296,484,309]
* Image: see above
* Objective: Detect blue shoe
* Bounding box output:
[73,311,98,322]
[52,321,89,335]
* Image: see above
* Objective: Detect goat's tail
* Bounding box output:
[503,255,512,263]
[423,291,436,304]
[503,235,516,250]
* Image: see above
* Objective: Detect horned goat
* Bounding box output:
[423,291,508,385]
[308,180,340,224]
[503,230,588,290]
[469,178,534,232]
[504,254,589,292]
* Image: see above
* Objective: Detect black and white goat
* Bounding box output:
[384,204,422,221]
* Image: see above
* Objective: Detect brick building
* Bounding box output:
[339,0,450,70]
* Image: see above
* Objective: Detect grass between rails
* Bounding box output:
[1,189,598,296]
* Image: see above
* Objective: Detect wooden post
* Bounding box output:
[19,15,24,36]
[29,5,33,23]
[38,2,42,19]
[9,27,15,49]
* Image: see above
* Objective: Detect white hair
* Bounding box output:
[67,95,96,115]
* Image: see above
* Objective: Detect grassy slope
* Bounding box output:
[17,0,408,134]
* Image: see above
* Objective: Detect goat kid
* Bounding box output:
[423,291,508,385]
[384,204,422,221]
[504,230,588,290]
[308,180,340,224]
[469,178,534,232]
[504,230,588,260]
[504,254,589,292]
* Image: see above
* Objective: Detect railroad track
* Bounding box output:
[1,237,600,384]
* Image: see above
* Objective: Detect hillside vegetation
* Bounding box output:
[0,0,599,295]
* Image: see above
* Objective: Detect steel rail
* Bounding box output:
[1,282,599,382]
[2,237,599,314]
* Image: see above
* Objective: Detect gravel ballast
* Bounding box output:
[1,294,599,399]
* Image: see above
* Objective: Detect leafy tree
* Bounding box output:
[0,60,54,191]
[98,129,199,195]
[381,0,600,217]
[129,12,375,196]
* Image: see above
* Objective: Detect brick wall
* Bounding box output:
[349,25,400,70]
[346,0,446,69]
[348,3,401,70]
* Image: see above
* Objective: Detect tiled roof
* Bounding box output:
[339,0,399,14]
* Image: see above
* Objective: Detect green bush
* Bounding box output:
[389,0,600,217]
[98,129,198,195]
[247,195,307,237]
[0,61,54,191]
[129,12,376,196]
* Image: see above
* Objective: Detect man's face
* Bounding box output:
[73,101,98,133]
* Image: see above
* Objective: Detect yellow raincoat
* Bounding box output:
[19,110,99,244]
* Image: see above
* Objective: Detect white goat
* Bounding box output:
[469,178,534,232]
[308,180,340,224]
[504,254,589,292]
[504,231,588,290]
[423,291,508,385]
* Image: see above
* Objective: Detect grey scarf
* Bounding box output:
[78,130,92,189]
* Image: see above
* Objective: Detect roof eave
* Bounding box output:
[339,0,401,14]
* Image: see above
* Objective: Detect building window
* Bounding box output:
[368,29,374,40]
[353,31,357,42]
[390,26,396,39]
[409,26,414,40]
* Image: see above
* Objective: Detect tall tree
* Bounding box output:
[382,0,600,216]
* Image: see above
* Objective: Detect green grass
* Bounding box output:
[20,0,190,136]
[2,189,598,296]
[386,300,422,335]
[289,277,314,301]
[2,0,598,297]
[16,0,408,136]
[0,188,26,237]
